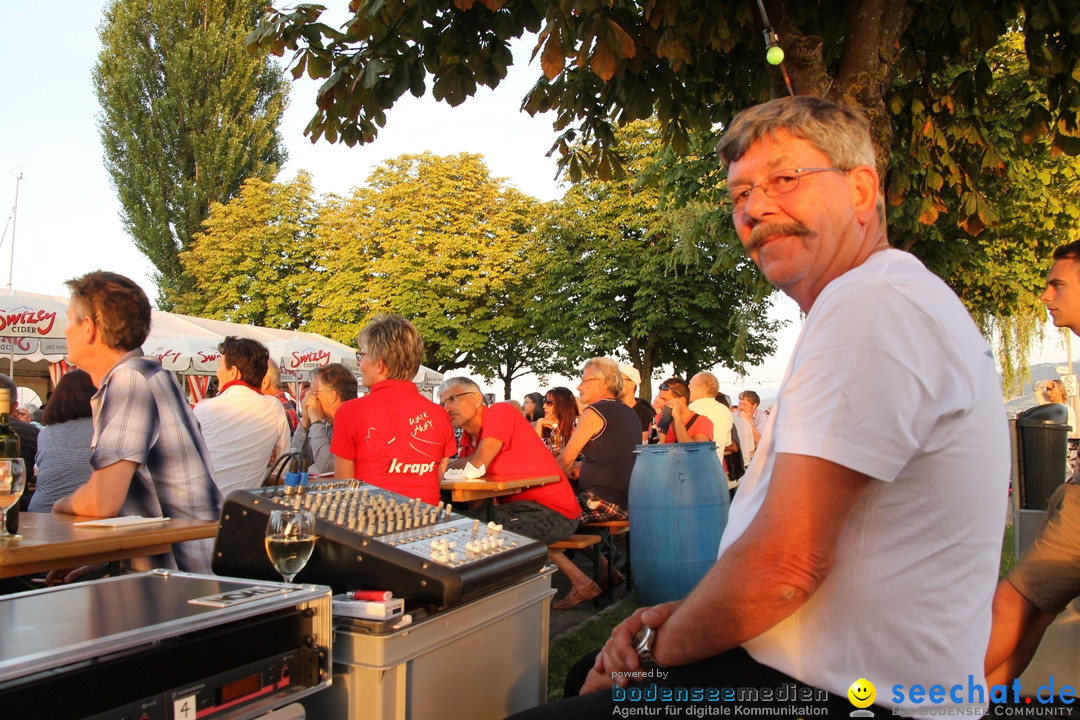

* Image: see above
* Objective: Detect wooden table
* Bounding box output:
[0,513,220,579]
[439,473,560,503]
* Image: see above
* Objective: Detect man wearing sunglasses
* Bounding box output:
[438,376,579,547]
[515,96,1009,717]
[655,378,713,444]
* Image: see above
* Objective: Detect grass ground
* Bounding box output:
[1001,523,1015,578]
[549,523,1018,701]
[548,595,641,701]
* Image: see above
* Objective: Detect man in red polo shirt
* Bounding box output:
[331,314,456,505]
[439,376,579,544]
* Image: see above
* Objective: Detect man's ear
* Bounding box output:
[849,165,881,223]
[219,362,238,383]
[79,314,99,346]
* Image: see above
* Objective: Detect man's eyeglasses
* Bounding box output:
[441,391,476,408]
[659,383,671,391]
[723,167,845,214]
[355,350,367,363]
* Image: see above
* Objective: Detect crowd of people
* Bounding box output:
[12,94,1080,716]
[15,267,753,609]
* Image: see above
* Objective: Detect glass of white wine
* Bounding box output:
[0,458,26,541]
[264,509,316,583]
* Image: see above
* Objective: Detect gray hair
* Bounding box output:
[692,371,719,397]
[438,376,482,398]
[716,96,876,171]
[583,357,623,398]
[264,358,282,391]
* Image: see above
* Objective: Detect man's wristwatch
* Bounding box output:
[633,625,667,670]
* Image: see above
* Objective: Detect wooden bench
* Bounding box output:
[548,533,604,589]
[548,533,602,554]
[582,520,631,595]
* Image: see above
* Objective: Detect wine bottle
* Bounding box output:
[0,389,21,534]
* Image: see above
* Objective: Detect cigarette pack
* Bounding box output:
[332,594,404,620]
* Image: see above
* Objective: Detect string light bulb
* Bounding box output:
[752,0,794,95]
[763,29,785,65]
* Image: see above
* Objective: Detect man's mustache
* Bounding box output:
[745,222,813,252]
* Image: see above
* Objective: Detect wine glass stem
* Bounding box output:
[0,508,9,539]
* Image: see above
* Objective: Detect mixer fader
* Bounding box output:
[213,482,549,608]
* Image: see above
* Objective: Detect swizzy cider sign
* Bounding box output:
[0,308,58,336]
[285,348,331,370]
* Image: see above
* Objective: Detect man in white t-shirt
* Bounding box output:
[514,96,1009,719]
[687,372,738,487]
[618,363,654,443]
[194,337,290,497]
[727,394,756,464]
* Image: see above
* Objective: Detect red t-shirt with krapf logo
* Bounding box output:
[331,379,456,504]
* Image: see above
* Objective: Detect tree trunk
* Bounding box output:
[771,0,913,177]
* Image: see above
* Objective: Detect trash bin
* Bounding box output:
[1016,403,1069,510]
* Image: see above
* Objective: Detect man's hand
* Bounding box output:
[579,602,679,694]
[44,563,109,586]
[451,437,504,472]
[300,391,324,428]
[667,397,689,423]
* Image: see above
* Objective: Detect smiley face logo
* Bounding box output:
[848,678,876,709]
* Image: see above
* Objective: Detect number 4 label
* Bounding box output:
[173,694,197,720]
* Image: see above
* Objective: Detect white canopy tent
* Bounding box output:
[0,290,443,401]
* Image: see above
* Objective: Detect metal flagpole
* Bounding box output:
[6,173,21,376]
[8,173,20,289]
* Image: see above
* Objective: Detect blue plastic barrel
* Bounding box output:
[629,442,729,605]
